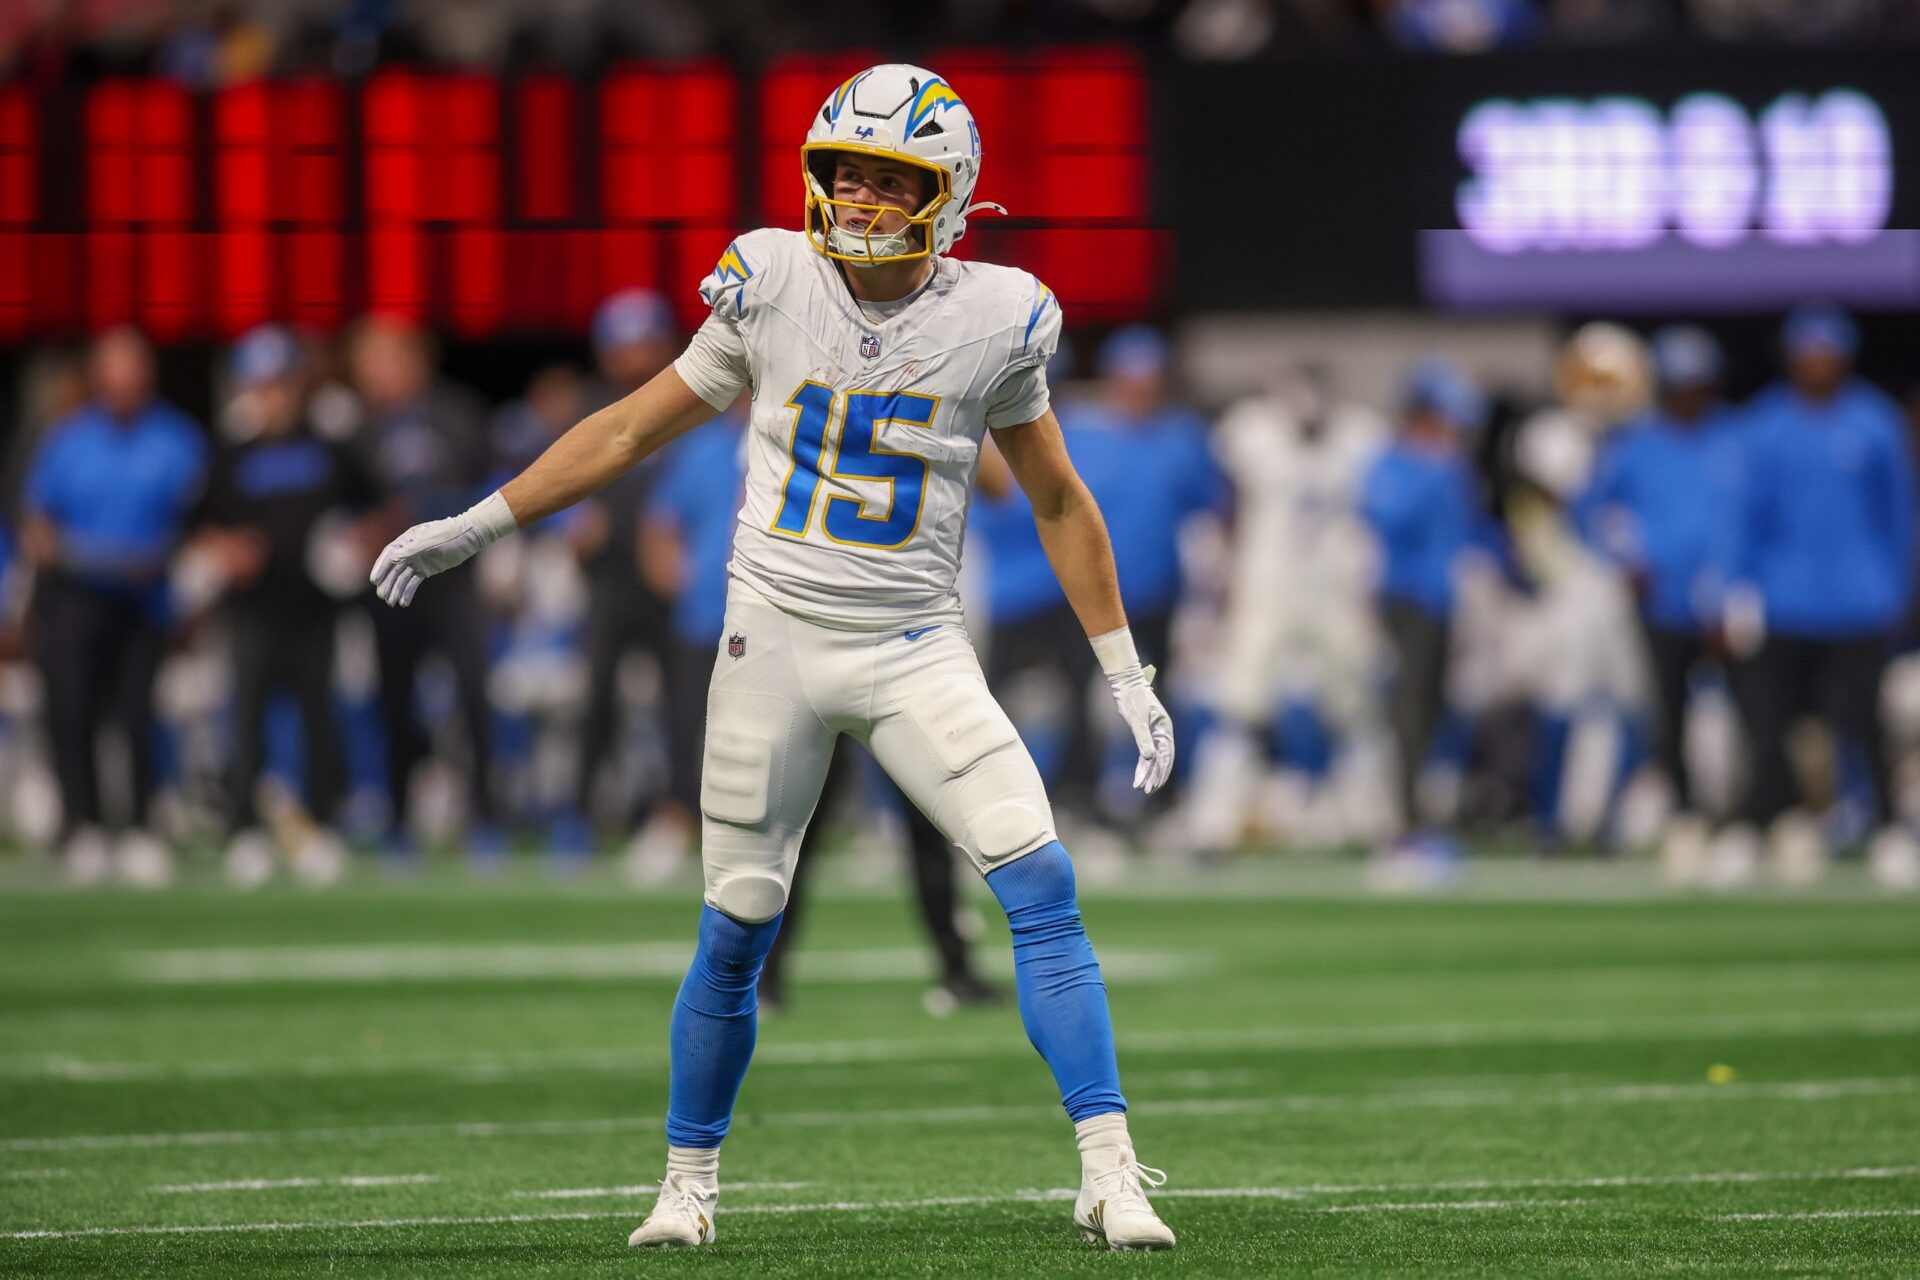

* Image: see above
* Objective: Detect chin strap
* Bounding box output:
[962,201,1009,219]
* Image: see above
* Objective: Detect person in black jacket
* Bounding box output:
[346,314,503,863]
[194,327,379,880]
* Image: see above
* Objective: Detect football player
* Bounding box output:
[370,64,1177,1251]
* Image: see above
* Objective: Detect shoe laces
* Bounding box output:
[1093,1154,1167,1211]
[655,1172,713,1221]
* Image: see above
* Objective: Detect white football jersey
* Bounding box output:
[673,228,1061,629]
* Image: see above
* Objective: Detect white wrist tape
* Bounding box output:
[1090,626,1142,680]
[469,491,519,544]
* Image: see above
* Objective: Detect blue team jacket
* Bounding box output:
[1361,443,1474,618]
[1737,380,1915,638]
[1579,408,1744,631]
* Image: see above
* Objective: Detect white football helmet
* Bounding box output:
[802,64,994,266]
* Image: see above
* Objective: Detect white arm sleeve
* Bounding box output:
[672,311,752,412]
[984,360,1051,429]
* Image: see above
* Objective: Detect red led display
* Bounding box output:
[515,77,576,223]
[0,86,34,227]
[214,79,349,334]
[5,55,1159,344]
[600,62,739,332]
[0,86,35,341]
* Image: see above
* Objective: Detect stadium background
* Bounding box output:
[3,2,1920,1275]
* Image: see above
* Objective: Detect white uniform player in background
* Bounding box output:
[372,65,1179,1252]
[1185,374,1394,852]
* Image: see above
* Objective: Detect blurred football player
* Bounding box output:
[369,65,1177,1250]
[1491,324,1651,847]
[1187,369,1391,852]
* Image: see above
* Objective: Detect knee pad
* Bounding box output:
[708,871,789,925]
[969,793,1054,865]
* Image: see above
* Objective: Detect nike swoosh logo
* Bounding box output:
[903,626,940,641]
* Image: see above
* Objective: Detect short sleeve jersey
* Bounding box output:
[673,228,1062,629]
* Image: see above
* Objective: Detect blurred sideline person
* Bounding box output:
[1725,306,1919,886]
[971,443,1097,818]
[346,313,501,862]
[578,290,683,866]
[1359,358,1483,855]
[367,64,1178,1251]
[1185,371,1391,852]
[635,401,746,881]
[20,326,208,885]
[1053,327,1226,826]
[1578,326,1743,869]
[192,326,378,886]
[485,363,599,857]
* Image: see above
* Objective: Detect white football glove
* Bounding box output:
[370,491,517,608]
[1093,627,1175,794]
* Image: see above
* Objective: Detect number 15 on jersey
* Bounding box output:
[770,382,940,551]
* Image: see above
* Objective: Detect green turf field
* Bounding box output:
[2,856,1918,1276]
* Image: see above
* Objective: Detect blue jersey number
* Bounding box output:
[769,383,940,551]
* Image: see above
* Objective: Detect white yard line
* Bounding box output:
[119,943,1201,986]
[2,1167,70,1180]
[507,1165,1918,1207]
[0,1190,1589,1241]
[1721,1207,1920,1221]
[1315,1198,1593,1214]
[512,1181,813,1199]
[1149,1165,1920,1200]
[11,1167,1919,1241]
[11,1007,1920,1084]
[154,1175,440,1194]
[5,1076,1914,1154]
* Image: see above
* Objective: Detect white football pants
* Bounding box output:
[697,581,1057,923]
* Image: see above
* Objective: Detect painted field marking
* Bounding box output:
[155,1175,439,1194]
[5,1076,1914,1154]
[507,1164,1918,1207]
[118,943,1200,987]
[2,1167,70,1180]
[11,1166,1920,1241]
[0,1191,1597,1241]
[1720,1207,1920,1221]
[513,1181,813,1199]
[10,1007,1920,1084]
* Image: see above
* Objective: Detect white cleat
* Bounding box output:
[626,1172,717,1248]
[1074,1149,1176,1251]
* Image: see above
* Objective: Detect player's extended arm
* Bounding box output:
[993,407,1174,792]
[370,366,714,607]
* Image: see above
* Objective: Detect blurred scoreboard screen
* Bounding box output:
[0,49,1158,343]
[1172,48,1920,314]
[1424,86,1920,311]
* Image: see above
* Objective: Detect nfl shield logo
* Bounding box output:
[727,633,746,659]
[859,334,881,361]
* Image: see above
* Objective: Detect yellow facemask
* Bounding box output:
[802,142,951,266]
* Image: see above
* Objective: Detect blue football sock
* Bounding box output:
[664,905,783,1148]
[985,840,1127,1121]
